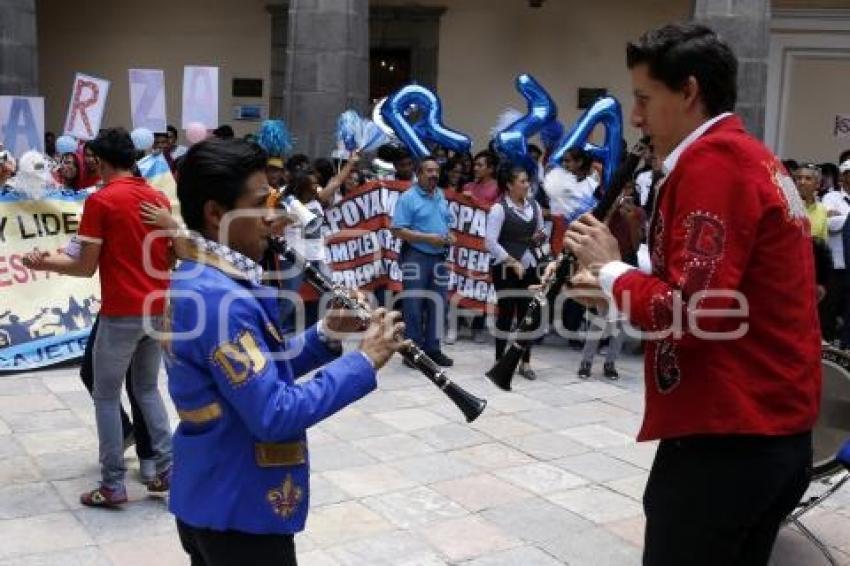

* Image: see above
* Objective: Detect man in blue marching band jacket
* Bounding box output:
[162,138,404,565]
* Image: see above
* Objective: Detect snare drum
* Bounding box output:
[813,345,850,479]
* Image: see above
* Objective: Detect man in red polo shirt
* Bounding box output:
[563,24,820,565]
[25,128,174,507]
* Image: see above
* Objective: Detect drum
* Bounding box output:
[813,345,850,479]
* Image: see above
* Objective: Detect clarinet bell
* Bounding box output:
[485,344,525,391]
[443,381,488,422]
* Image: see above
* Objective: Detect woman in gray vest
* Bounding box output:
[484,164,548,380]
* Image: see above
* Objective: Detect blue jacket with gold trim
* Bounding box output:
[164,254,377,535]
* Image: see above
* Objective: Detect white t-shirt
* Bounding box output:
[284,199,327,261]
[543,167,598,221]
[821,189,850,270]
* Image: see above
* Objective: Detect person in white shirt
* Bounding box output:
[543,147,599,223]
[824,159,850,347]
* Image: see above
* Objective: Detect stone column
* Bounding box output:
[693,0,770,140]
[0,0,38,95]
[282,0,369,158]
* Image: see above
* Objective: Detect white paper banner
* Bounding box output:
[0,96,45,158]
[129,69,167,133]
[835,114,850,140]
[63,73,111,141]
[182,66,219,130]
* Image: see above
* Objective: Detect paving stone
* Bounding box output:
[602,441,659,470]
[372,408,449,432]
[0,435,25,459]
[362,486,467,529]
[32,449,97,481]
[353,433,435,462]
[0,547,110,566]
[295,550,340,565]
[0,512,94,560]
[493,462,587,496]
[307,501,394,547]
[0,377,51,396]
[310,473,354,507]
[100,533,186,566]
[17,428,98,458]
[317,412,399,441]
[0,482,67,519]
[501,431,590,461]
[0,456,41,484]
[410,423,490,451]
[563,380,629,400]
[515,401,633,431]
[389,452,479,485]
[431,474,533,513]
[463,546,564,566]
[309,441,378,472]
[450,442,535,471]
[0,394,64,415]
[605,515,646,547]
[480,497,594,545]
[471,415,543,439]
[547,485,644,524]
[480,392,548,414]
[0,418,9,435]
[520,385,594,407]
[324,463,417,498]
[604,474,648,502]
[3,410,87,434]
[552,452,645,483]
[418,515,521,562]
[540,525,642,565]
[559,424,634,449]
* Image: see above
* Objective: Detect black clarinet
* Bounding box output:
[267,237,487,423]
[485,137,650,391]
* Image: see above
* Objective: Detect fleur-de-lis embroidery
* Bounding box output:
[267,474,303,519]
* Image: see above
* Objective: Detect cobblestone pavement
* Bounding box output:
[0,337,848,565]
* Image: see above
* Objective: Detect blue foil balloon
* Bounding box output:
[549,96,623,190]
[380,84,471,160]
[494,74,558,177]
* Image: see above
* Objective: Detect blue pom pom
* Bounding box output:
[131,128,154,151]
[56,135,78,155]
[336,110,360,151]
[539,119,565,151]
[257,120,293,157]
[357,120,389,152]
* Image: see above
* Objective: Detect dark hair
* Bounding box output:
[313,158,334,187]
[287,168,318,202]
[840,149,850,166]
[167,125,178,136]
[213,124,235,139]
[820,162,839,183]
[177,139,267,232]
[497,163,529,194]
[439,157,465,188]
[782,159,799,174]
[626,23,737,117]
[527,143,542,157]
[564,147,593,176]
[416,155,439,174]
[393,147,412,164]
[88,128,136,170]
[285,153,311,175]
[473,150,500,172]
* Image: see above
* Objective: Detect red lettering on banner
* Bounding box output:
[67,80,100,139]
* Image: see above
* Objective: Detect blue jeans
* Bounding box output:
[92,316,173,488]
[400,247,447,353]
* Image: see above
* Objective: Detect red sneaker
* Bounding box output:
[146,467,171,493]
[80,485,128,507]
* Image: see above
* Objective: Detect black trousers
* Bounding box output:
[177,520,297,566]
[80,316,153,459]
[643,431,812,566]
[491,262,540,363]
[823,268,850,347]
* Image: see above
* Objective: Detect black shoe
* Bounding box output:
[568,339,585,351]
[518,364,537,380]
[577,361,591,379]
[427,350,454,367]
[603,362,619,380]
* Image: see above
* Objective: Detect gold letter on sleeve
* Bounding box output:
[212,331,268,387]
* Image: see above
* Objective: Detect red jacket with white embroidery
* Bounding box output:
[612,115,821,441]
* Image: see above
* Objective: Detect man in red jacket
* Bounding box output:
[564,24,821,565]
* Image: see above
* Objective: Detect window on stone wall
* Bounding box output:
[370,48,411,103]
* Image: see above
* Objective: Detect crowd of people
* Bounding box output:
[0,20,835,566]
